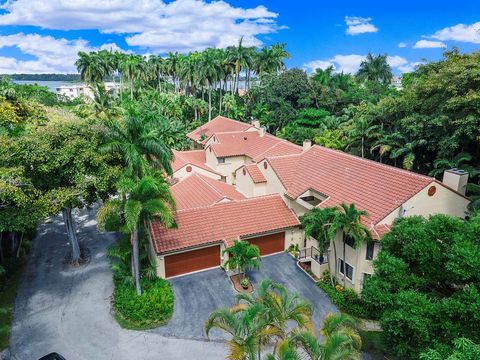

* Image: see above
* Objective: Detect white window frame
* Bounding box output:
[338,258,355,284]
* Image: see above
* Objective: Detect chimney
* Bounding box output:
[251,119,261,129]
[442,168,469,195]
[303,139,312,152]
[259,126,266,137]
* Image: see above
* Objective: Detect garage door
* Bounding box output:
[248,232,285,256]
[165,245,221,278]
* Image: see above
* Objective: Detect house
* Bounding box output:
[149,116,470,292]
[56,81,119,100]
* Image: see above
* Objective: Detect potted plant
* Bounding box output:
[241,277,250,289]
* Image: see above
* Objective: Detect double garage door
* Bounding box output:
[164,232,285,278]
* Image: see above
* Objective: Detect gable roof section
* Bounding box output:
[187,115,253,142]
[172,149,220,175]
[171,173,245,210]
[244,164,267,183]
[150,195,300,254]
[208,131,302,159]
[267,145,434,226]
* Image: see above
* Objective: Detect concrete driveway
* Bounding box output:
[10,207,337,360]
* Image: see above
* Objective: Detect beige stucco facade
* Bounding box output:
[205,147,251,184]
[234,167,267,197]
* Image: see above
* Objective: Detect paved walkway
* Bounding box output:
[10,207,338,360]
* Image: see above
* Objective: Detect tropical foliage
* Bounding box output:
[205,279,361,360]
[361,213,480,358]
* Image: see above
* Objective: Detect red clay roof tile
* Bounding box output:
[150,195,300,254]
[187,116,253,142]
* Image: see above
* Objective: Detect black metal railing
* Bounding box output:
[298,246,328,264]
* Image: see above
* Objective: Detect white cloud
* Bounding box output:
[344,16,378,35]
[386,55,408,68]
[304,54,413,74]
[430,21,480,44]
[0,0,280,52]
[0,33,124,73]
[398,42,407,48]
[413,40,446,49]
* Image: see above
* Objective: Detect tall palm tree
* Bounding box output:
[346,117,379,158]
[389,136,427,171]
[329,203,371,287]
[300,207,339,286]
[356,53,392,85]
[200,48,222,120]
[148,55,165,91]
[119,54,144,99]
[227,37,252,94]
[100,114,173,179]
[164,52,181,93]
[75,51,106,84]
[97,175,176,295]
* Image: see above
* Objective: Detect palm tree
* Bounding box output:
[227,37,252,94]
[205,302,278,360]
[346,117,379,158]
[75,51,106,84]
[300,207,339,286]
[267,313,361,360]
[200,48,223,120]
[164,52,181,93]
[97,175,176,295]
[148,55,165,91]
[390,136,427,171]
[223,240,261,283]
[119,54,144,99]
[356,53,392,85]
[100,114,173,179]
[429,152,473,178]
[329,203,371,287]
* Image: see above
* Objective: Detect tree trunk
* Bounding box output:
[208,86,212,120]
[342,239,346,287]
[361,137,365,158]
[15,232,24,258]
[130,78,133,100]
[332,237,338,287]
[0,232,4,263]
[62,207,81,264]
[131,229,142,296]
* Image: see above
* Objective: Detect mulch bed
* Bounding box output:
[230,274,254,293]
[63,246,91,271]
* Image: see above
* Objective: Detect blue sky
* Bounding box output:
[0,0,479,74]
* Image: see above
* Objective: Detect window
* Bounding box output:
[344,234,355,248]
[299,195,322,206]
[338,258,354,282]
[366,242,374,260]
[217,157,226,164]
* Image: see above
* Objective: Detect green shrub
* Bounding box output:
[112,276,174,330]
[317,280,369,319]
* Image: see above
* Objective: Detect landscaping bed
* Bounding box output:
[112,276,174,330]
[0,263,25,351]
[229,274,254,293]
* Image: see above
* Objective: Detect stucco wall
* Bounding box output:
[258,159,287,198]
[205,148,250,184]
[174,164,221,181]
[379,181,469,225]
[234,167,267,197]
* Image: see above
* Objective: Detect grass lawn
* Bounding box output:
[0,265,24,351]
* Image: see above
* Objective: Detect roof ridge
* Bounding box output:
[195,173,227,198]
[175,194,282,214]
[308,145,433,182]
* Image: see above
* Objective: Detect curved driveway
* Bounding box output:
[10,207,337,360]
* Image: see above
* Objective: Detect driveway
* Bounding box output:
[10,207,337,359]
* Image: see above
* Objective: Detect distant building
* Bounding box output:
[391,75,402,89]
[56,82,119,100]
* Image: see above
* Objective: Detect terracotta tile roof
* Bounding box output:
[187,116,253,142]
[172,149,220,175]
[209,131,302,160]
[150,195,300,254]
[171,173,245,210]
[267,145,434,226]
[243,164,267,183]
[370,224,391,240]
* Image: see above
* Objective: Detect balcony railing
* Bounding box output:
[298,246,328,265]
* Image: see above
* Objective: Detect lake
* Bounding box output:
[12,80,74,92]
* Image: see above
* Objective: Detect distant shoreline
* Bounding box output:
[2,74,80,81]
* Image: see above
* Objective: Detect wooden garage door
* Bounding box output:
[165,245,221,278]
[248,232,285,256]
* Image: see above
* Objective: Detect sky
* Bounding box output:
[0,0,479,74]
